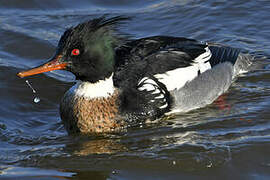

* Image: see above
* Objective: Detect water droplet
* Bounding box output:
[25,80,41,103]
[25,80,36,93]
[34,97,40,103]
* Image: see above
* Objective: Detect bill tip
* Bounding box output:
[17,72,25,78]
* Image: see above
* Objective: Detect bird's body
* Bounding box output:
[17,16,252,134]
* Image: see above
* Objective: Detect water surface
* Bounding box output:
[1,0,270,179]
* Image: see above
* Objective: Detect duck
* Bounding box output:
[17,16,252,134]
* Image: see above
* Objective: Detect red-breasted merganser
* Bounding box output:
[17,16,252,134]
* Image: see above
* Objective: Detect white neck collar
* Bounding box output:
[72,74,115,99]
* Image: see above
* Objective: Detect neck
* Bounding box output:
[71,74,115,99]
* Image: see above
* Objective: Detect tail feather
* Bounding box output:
[208,44,241,67]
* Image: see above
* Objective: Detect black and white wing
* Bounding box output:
[115,36,243,122]
[118,75,172,126]
[115,36,213,90]
[144,43,213,91]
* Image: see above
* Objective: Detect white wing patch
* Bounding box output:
[194,46,212,63]
[154,47,212,91]
[194,46,212,73]
[154,65,198,91]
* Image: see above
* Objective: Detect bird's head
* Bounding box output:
[18,16,128,83]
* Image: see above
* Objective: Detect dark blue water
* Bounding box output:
[1,0,270,179]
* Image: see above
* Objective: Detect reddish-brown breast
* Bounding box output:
[60,90,126,134]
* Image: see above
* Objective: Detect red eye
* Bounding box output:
[71,49,80,56]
